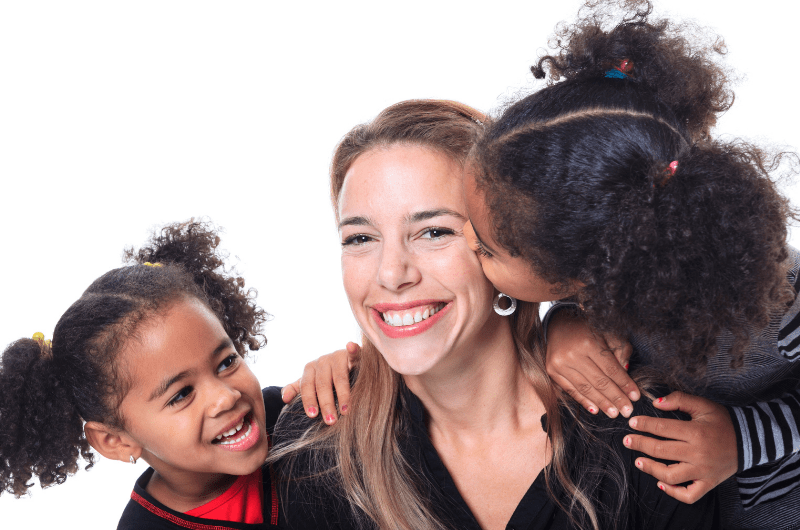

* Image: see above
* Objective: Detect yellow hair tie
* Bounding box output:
[32,332,53,352]
[32,332,45,342]
[143,262,163,267]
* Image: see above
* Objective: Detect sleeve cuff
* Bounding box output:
[725,404,748,473]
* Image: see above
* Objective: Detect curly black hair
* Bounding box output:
[0,219,269,497]
[475,0,798,379]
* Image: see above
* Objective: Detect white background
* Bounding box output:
[1,1,799,527]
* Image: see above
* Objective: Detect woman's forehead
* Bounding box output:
[338,145,465,217]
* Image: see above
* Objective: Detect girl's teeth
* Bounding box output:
[215,418,245,441]
[217,422,252,445]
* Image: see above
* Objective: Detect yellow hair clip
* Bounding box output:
[143,262,163,267]
[32,332,52,349]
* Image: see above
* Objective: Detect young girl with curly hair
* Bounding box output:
[0,220,285,529]
[460,1,800,528]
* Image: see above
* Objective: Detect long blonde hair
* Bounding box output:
[270,100,624,530]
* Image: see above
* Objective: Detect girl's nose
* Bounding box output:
[207,381,242,417]
[376,242,421,292]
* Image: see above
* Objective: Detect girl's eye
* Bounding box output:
[217,354,240,374]
[420,227,455,240]
[167,386,194,407]
[475,240,493,258]
[342,234,374,247]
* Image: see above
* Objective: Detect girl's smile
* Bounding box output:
[114,297,268,505]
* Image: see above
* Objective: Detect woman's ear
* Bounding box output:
[84,421,142,464]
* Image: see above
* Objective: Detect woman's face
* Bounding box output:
[338,144,503,377]
[462,169,568,303]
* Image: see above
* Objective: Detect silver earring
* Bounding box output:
[129,455,137,465]
[493,292,517,316]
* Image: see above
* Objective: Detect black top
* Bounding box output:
[116,386,285,530]
[275,387,721,530]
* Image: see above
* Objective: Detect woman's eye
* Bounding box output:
[420,227,455,240]
[217,354,240,374]
[167,386,194,407]
[342,234,374,246]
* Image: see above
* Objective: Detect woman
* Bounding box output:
[270,100,718,530]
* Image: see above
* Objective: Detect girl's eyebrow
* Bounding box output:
[148,338,234,402]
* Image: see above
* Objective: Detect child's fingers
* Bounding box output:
[281,379,300,403]
[628,414,689,442]
[332,356,352,415]
[299,363,320,419]
[601,333,640,401]
[624,433,688,466]
[565,360,632,418]
[657,480,712,505]
[345,341,361,370]
[632,457,695,487]
[313,360,339,426]
[548,371,600,415]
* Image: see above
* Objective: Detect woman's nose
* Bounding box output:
[207,381,242,417]
[376,241,421,291]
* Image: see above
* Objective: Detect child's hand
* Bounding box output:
[545,310,640,418]
[623,391,738,504]
[281,342,360,425]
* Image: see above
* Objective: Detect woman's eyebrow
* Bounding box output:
[407,209,466,224]
[338,215,373,230]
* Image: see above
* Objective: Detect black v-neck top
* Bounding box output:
[275,387,720,530]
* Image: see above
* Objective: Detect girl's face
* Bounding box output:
[338,144,504,378]
[463,169,569,303]
[117,297,268,485]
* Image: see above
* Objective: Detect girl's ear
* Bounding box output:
[84,421,142,464]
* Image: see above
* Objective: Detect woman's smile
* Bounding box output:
[372,300,451,338]
[338,143,502,377]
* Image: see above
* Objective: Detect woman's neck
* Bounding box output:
[403,319,545,438]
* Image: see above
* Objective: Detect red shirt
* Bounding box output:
[185,468,264,524]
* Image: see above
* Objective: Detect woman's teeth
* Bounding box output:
[381,303,445,327]
[214,416,249,444]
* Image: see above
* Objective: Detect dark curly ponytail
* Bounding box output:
[0,219,269,496]
[475,0,798,377]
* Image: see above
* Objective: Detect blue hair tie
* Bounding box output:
[604,69,628,79]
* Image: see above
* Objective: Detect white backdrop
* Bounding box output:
[1,1,799,527]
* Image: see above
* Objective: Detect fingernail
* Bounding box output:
[588,406,597,414]
[636,459,643,468]
[623,362,629,370]
[629,417,638,428]
[656,397,664,404]
[623,436,631,447]
[341,404,348,413]
[281,389,285,399]
[629,391,639,401]
[607,407,619,417]
[658,483,665,491]
[325,414,335,423]
[307,407,317,416]
[621,406,632,417]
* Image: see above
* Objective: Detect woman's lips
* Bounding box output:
[371,301,452,338]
